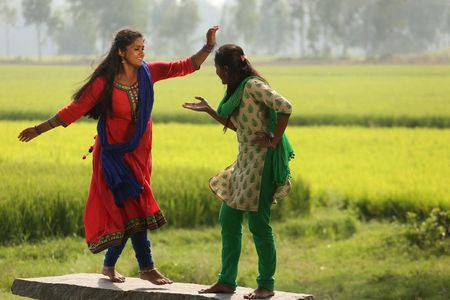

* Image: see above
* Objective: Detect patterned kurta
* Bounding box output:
[56,58,196,253]
[209,78,293,212]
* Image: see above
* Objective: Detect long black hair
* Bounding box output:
[214,44,265,98]
[73,28,143,119]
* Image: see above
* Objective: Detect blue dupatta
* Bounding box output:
[97,62,154,207]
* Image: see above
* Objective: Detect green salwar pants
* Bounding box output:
[218,149,276,291]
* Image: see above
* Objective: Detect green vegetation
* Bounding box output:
[2,121,449,244]
[2,64,449,299]
[2,210,450,300]
[405,208,450,254]
[1,64,450,127]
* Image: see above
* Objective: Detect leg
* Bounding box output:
[245,150,277,299]
[102,237,128,283]
[131,230,172,285]
[199,202,243,294]
[245,212,276,299]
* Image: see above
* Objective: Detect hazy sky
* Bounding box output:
[2,0,226,56]
[207,0,225,8]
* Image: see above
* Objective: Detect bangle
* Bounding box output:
[202,43,215,53]
[47,119,55,128]
[34,125,42,135]
[268,135,277,148]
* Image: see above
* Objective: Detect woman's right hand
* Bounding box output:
[182,96,213,113]
[18,127,40,142]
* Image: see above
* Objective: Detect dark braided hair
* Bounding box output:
[73,28,143,119]
[214,44,265,98]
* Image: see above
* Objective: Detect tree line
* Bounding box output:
[1,0,450,59]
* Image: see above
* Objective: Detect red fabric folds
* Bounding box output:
[56,57,195,253]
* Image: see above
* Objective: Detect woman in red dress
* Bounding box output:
[18,26,218,284]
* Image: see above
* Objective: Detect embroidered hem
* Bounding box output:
[87,210,166,254]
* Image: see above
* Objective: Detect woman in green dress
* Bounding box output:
[183,44,294,299]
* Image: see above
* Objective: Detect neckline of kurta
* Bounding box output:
[113,81,139,122]
[114,81,138,90]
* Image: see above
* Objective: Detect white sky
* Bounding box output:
[207,0,225,8]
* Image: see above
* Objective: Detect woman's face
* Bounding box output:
[215,64,228,84]
[120,37,145,68]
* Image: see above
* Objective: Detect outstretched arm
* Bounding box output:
[18,77,104,142]
[18,115,63,142]
[183,96,236,131]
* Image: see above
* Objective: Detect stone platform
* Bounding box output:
[11,273,314,300]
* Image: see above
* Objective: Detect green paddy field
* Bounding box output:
[1,63,449,299]
[2,64,450,126]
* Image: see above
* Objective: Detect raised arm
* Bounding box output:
[149,26,219,82]
[191,26,218,69]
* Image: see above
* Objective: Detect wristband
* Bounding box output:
[202,43,215,53]
[47,119,55,128]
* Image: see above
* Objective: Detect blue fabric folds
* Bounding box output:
[97,62,154,207]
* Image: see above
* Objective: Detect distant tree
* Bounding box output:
[256,0,292,55]
[217,0,240,46]
[231,0,259,52]
[22,0,52,59]
[359,0,402,57]
[403,0,449,52]
[144,0,175,54]
[148,0,200,56]
[289,0,307,56]
[66,0,150,52]
[0,0,17,56]
[50,9,97,55]
[359,0,447,58]
[314,0,368,58]
[446,3,450,48]
[444,1,450,45]
[172,0,200,54]
[304,0,320,56]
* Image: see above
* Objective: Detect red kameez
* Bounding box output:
[57,58,196,253]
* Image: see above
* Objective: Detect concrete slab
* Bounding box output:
[11,273,314,300]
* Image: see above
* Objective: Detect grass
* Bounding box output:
[2,63,450,299]
[1,121,449,244]
[292,126,450,219]
[1,64,450,127]
[1,210,449,300]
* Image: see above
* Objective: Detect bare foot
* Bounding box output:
[199,282,235,294]
[139,268,173,285]
[101,266,125,283]
[244,287,275,299]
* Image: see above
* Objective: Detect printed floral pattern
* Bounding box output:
[209,78,292,211]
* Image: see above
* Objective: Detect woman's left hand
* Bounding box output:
[206,26,219,46]
[252,131,276,149]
